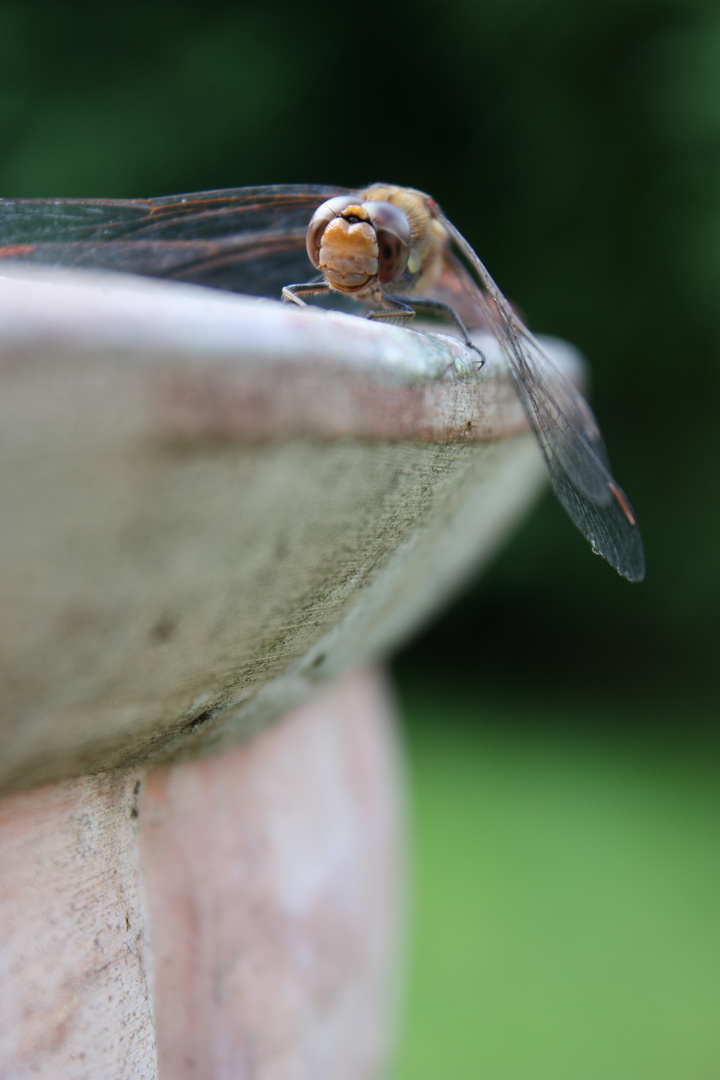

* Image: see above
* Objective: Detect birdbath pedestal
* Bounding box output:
[0,268,567,1079]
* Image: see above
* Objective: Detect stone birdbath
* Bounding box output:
[0,266,577,1078]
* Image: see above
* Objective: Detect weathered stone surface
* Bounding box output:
[0,269,564,791]
[0,669,403,1080]
[0,769,156,1079]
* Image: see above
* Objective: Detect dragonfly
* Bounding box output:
[0,183,645,582]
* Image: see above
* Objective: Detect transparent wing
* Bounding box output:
[434,205,645,582]
[0,184,348,296]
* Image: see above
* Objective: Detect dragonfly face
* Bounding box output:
[0,183,645,581]
[303,186,450,302]
[305,195,411,294]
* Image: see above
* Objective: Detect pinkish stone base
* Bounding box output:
[0,668,405,1080]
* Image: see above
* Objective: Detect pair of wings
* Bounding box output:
[0,183,645,581]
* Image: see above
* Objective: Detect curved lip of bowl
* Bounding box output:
[0,263,585,446]
[0,264,579,792]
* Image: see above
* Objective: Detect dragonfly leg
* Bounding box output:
[366,295,416,325]
[382,294,485,369]
[282,280,331,306]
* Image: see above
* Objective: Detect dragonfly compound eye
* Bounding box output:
[362,201,411,284]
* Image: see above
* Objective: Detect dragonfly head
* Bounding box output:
[306,195,411,294]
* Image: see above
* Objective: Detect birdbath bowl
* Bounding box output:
[0,267,577,1078]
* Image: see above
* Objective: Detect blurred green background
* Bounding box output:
[2,0,717,1074]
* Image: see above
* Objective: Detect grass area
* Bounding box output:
[390,681,720,1080]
